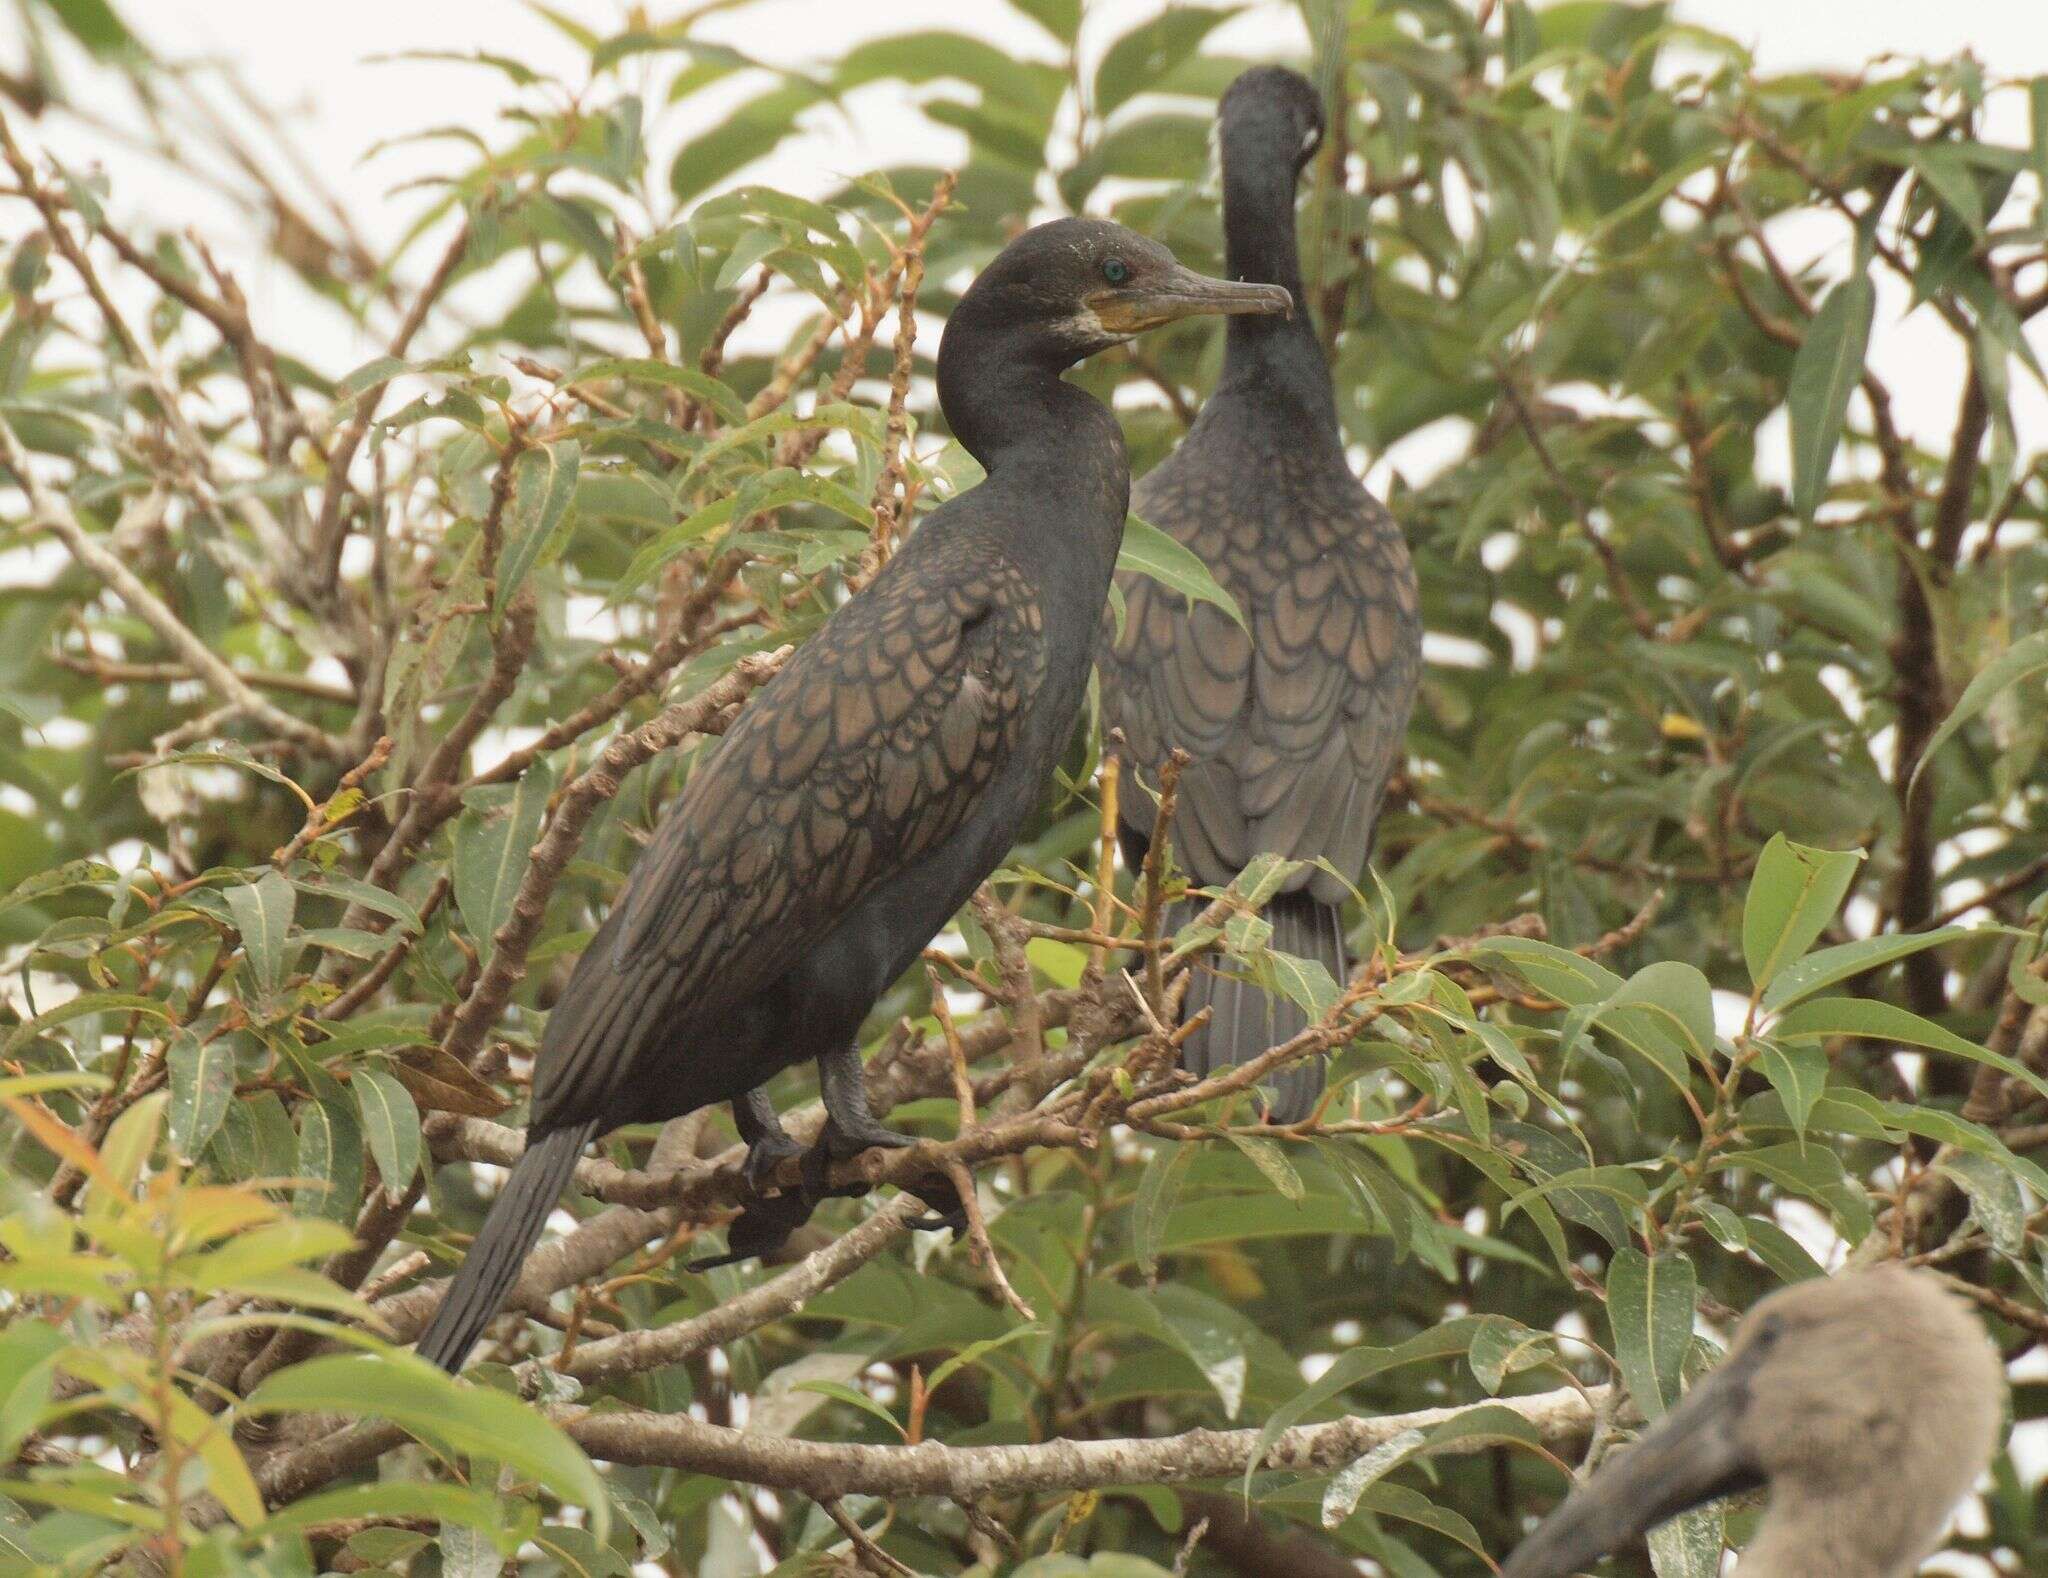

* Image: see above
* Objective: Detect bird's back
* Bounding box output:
[1106,385,1419,902]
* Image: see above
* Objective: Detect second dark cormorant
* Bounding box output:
[1503,1267,2005,1578]
[414,218,1290,1372]
[1100,66,1421,1123]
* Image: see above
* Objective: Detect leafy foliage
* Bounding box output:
[0,0,2044,1574]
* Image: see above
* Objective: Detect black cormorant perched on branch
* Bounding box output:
[1100,66,1421,1123]
[1503,1267,2005,1578]
[415,218,1290,1372]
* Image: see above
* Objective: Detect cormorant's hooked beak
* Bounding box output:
[1087,266,1292,336]
[1502,1361,1766,1578]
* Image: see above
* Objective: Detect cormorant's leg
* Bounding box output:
[814,1044,917,1157]
[734,1088,802,1195]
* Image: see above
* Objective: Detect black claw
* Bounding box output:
[823,1118,917,1160]
[741,1132,804,1196]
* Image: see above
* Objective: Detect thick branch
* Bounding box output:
[566,1380,1609,1499]
[248,1379,1607,1517]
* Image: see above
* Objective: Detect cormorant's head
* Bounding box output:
[1219,64,1326,177]
[948,217,1291,363]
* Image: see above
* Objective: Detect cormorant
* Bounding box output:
[414,218,1290,1372]
[1099,65,1421,1124]
[1503,1266,2006,1578]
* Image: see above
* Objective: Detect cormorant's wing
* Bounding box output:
[1102,449,1418,904]
[533,530,1044,1126]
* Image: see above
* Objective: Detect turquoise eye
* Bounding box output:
[1102,257,1130,285]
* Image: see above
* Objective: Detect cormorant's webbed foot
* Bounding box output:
[733,1088,803,1196]
[686,1189,819,1272]
[902,1171,968,1238]
[689,1053,926,1271]
[816,1044,916,1157]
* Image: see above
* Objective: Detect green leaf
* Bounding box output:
[1741,835,1862,992]
[1940,1153,2026,1257]
[1692,1199,1749,1253]
[1738,1215,1825,1283]
[1,993,173,1059]
[1118,514,1246,631]
[1467,1316,1554,1395]
[1649,1340,1729,1577]
[245,1354,608,1532]
[1025,937,1086,989]
[1132,1143,1193,1280]
[225,869,297,996]
[1469,937,1623,1007]
[294,1096,365,1225]
[1328,1396,1548,1529]
[42,0,135,58]
[1718,1143,1872,1243]
[1906,146,1985,234]
[1150,1286,1251,1419]
[1008,0,1079,43]
[334,355,411,399]
[1322,1427,1427,1527]
[1773,994,2048,1103]
[1094,6,1238,115]
[252,1481,515,1546]
[454,760,557,954]
[1601,961,1718,1070]
[681,400,881,487]
[496,440,581,611]
[1243,1320,1480,1497]
[352,1068,422,1197]
[924,1324,1044,1395]
[1068,114,1212,197]
[1503,1165,1648,1228]
[291,871,422,933]
[0,859,117,922]
[0,1321,66,1462]
[570,357,745,425]
[1754,1039,1827,1137]
[1911,628,2048,796]
[1787,272,1875,520]
[835,32,1058,115]
[166,1030,234,1161]
[790,1379,905,1439]
[1258,947,1342,1023]
[1607,1248,1695,1420]
[1760,925,1973,1012]
[1227,1133,1305,1202]
[668,83,823,201]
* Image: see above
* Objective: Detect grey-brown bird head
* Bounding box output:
[945,216,1292,364]
[1503,1267,2005,1578]
[1220,64,1326,175]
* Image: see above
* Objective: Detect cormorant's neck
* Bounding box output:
[936,319,1130,568]
[1219,150,1339,435]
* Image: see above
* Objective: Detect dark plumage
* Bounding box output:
[415,218,1290,1372]
[1100,65,1421,1123]
[1503,1268,2005,1578]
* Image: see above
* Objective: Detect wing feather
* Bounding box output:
[534,531,1042,1125]
[1101,434,1419,899]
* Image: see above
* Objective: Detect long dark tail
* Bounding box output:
[1181,891,1346,1126]
[414,1117,601,1373]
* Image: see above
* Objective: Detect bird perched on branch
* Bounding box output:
[1503,1266,2006,1578]
[1100,66,1421,1123]
[415,218,1290,1372]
